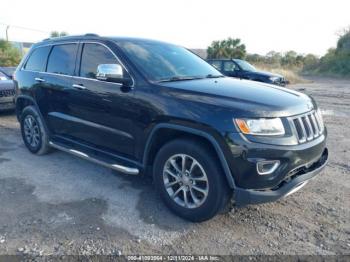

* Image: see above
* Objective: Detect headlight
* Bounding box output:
[316,108,324,131]
[235,118,285,136]
[269,76,280,82]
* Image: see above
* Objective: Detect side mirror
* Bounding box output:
[96,64,130,85]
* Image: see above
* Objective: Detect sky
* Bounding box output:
[1,0,349,56]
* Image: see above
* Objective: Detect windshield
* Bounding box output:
[0,67,16,78]
[234,60,257,72]
[117,41,222,82]
[0,72,8,80]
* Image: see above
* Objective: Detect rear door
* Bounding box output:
[43,43,79,135]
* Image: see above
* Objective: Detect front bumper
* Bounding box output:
[0,98,15,111]
[272,78,288,87]
[234,147,328,206]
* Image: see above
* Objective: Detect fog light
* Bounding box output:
[257,160,280,175]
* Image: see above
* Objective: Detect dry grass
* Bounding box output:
[255,65,309,85]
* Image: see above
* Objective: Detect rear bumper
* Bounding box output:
[234,148,328,206]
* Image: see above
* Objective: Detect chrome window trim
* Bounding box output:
[20,40,135,87]
[78,41,135,87]
[21,42,79,72]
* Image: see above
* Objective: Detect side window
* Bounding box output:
[223,61,238,72]
[24,46,51,72]
[80,43,119,79]
[47,44,77,75]
[210,61,222,71]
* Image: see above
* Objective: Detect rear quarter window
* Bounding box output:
[47,44,77,75]
[24,46,51,72]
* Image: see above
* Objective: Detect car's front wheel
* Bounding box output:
[153,138,231,222]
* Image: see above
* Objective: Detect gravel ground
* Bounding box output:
[0,77,349,256]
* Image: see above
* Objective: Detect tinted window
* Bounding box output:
[223,61,238,72]
[24,46,51,72]
[47,44,77,75]
[80,43,118,79]
[1,67,15,77]
[210,61,222,71]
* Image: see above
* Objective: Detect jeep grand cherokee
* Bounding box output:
[14,34,328,222]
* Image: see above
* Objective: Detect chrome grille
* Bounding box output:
[290,110,324,143]
[0,89,15,98]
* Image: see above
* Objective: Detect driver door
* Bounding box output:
[223,60,241,78]
[66,42,136,157]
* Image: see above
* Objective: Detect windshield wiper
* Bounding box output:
[157,76,205,83]
[205,74,225,79]
[157,74,224,83]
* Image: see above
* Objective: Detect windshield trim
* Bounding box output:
[155,74,224,83]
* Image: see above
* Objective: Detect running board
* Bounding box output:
[49,141,139,175]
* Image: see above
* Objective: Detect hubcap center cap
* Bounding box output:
[182,175,190,185]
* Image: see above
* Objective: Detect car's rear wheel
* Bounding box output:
[20,106,50,155]
[153,138,231,222]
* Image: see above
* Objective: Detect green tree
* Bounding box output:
[50,31,69,38]
[266,51,282,66]
[336,28,350,55]
[281,51,298,67]
[0,39,22,66]
[207,38,246,59]
[302,54,319,71]
[315,27,350,76]
[246,53,263,64]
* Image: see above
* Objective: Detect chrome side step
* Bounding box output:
[49,141,139,175]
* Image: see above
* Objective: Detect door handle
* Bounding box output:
[34,77,45,83]
[72,84,86,90]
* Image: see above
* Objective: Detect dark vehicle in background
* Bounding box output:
[14,35,327,222]
[0,67,16,111]
[207,59,288,86]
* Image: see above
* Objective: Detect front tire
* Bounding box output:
[20,106,50,155]
[153,138,231,222]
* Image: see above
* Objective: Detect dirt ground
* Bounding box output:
[0,77,349,257]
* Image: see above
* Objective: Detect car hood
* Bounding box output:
[0,80,15,90]
[158,77,314,118]
[247,70,283,78]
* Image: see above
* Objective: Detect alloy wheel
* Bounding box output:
[163,154,209,208]
[23,115,40,148]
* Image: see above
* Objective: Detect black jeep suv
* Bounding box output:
[207,59,288,86]
[14,34,328,222]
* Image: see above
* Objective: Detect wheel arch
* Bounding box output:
[15,95,38,121]
[143,123,236,189]
[15,95,50,134]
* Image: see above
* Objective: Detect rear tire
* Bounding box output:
[153,138,231,222]
[20,106,51,155]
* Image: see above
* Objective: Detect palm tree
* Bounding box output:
[207,37,246,59]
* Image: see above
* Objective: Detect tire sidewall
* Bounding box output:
[154,139,229,222]
[20,106,49,155]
